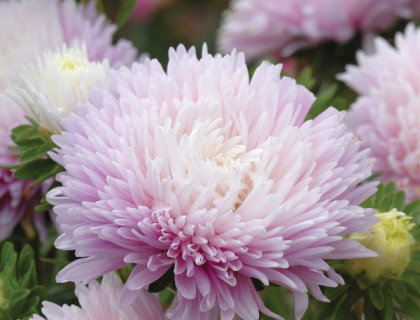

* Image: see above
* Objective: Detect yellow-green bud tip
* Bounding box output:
[347,209,415,283]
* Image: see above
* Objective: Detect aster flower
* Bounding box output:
[48,45,377,320]
[30,272,164,320]
[339,23,420,202]
[218,0,418,61]
[0,0,137,92]
[9,44,111,134]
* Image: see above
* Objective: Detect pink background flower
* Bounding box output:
[218,0,418,61]
[340,23,420,201]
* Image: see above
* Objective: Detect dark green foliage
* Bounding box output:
[0,242,46,320]
[3,121,64,211]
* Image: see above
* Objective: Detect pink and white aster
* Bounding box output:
[218,0,418,61]
[339,23,420,202]
[30,272,164,320]
[0,0,137,92]
[48,45,378,320]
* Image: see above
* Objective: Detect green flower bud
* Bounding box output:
[347,209,415,283]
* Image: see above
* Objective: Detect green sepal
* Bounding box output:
[396,295,420,319]
[390,280,407,300]
[368,288,385,310]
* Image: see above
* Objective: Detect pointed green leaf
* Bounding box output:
[364,298,377,320]
[393,191,405,211]
[10,288,30,303]
[369,288,385,310]
[116,0,137,29]
[397,295,420,319]
[390,280,407,300]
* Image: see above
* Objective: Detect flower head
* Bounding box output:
[218,0,418,61]
[0,0,137,92]
[347,209,415,283]
[48,45,377,319]
[10,44,111,134]
[339,23,420,202]
[30,272,164,320]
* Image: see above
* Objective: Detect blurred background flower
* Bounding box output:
[340,23,420,202]
[217,0,419,62]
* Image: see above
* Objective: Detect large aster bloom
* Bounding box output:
[339,23,420,202]
[48,45,377,320]
[30,272,164,320]
[218,0,418,61]
[0,0,137,240]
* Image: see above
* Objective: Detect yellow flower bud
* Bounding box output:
[347,209,415,283]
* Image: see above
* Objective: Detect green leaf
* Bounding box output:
[376,193,393,212]
[397,295,420,319]
[390,280,407,300]
[96,0,104,13]
[296,66,315,90]
[39,258,69,268]
[19,142,54,163]
[369,288,385,310]
[34,201,53,212]
[1,242,17,269]
[32,162,63,185]
[384,295,394,320]
[159,287,175,308]
[18,246,35,278]
[364,298,377,320]
[10,289,30,303]
[0,242,45,319]
[13,159,52,181]
[116,0,137,29]
[393,191,405,211]
[331,292,360,320]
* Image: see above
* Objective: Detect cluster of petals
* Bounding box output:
[0,0,138,240]
[218,0,419,61]
[30,272,164,320]
[339,23,420,202]
[48,45,377,320]
[9,44,111,134]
